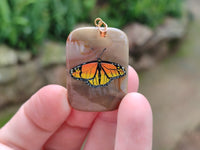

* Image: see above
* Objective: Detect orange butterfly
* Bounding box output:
[70,48,126,87]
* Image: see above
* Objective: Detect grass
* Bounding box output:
[0,104,20,127]
[0,113,14,127]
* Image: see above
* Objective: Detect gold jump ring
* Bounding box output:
[94,18,108,37]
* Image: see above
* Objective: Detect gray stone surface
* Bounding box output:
[145,17,188,49]
[0,61,46,108]
[0,84,18,106]
[0,66,18,84]
[0,45,18,67]
[134,55,155,71]
[152,41,169,61]
[17,51,32,63]
[126,16,188,71]
[0,41,67,108]
[123,23,153,53]
[41,41,66,67]
[16,61,44,92]
[43,65,66,86]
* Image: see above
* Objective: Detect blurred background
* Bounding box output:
[0,0,199,149]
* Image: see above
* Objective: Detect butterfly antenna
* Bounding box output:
[99,48,106,58]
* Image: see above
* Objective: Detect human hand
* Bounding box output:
[0,66,152,150]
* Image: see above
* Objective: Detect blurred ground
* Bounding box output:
[139,0,200,149]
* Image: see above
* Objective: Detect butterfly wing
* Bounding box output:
[86,61,126,87]
[70,60,126,87]
[101,61,126,78]
[87,68,110,87]
[70,61,98,80]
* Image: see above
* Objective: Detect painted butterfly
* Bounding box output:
[70,48,126,87]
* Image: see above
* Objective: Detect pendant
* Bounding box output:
[66,18,129,111]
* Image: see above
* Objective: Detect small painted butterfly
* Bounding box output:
[70,48,126,87]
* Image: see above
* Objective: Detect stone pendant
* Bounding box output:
[66,18,129,111]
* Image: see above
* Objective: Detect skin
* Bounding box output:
[0,66,152,150]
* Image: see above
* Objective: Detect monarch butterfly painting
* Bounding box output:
[69,48,126,88]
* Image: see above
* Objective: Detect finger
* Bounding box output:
[83,110,118,150]
[0,85,71,150]
[45,109,98,150]
[83,66,139,150]
[0,143,13,150]
[115,93,152,150]
[128,65,139,93]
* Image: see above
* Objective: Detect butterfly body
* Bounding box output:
[70,58,126,88]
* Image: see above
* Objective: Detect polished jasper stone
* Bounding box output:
[66,27,129,111]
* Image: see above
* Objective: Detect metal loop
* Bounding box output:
[94,18,108,37]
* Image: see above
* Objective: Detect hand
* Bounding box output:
[0,66,152,150]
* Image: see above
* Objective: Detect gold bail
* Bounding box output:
[94,17,108,37]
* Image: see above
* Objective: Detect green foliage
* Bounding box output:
[95,0,183,28]
[0,113,13,127]
[0,0,91,50]
[48,0,80,39]
[0,0,49,51]
[48,0,96,40]
[0,107,16,127]
[0,0,183,52]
